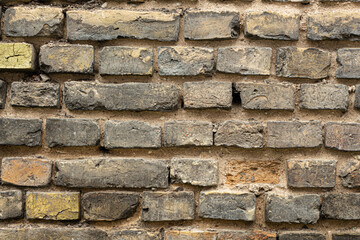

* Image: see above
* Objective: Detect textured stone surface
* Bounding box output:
[333,233,360,240]
[0,80,7,109]
[355,85,360,109]
[54,158,169,188]
[217,47,272,75]
[267,121,323,148]
[236,83,295,110]
[99,47,153,75]
[170,158,218,186]
[217,230,276,240]
[325,122,360,151]
[183,81,232,109]
[165,231,216,240]
[4,7,64,37]
[337,48,360,79]
[46,118,100,147]
[321,194,360,220]
[10,82,60,108]
[340,160,360,188]
[109,230,158,240]
[199,191,256,221]
[142,191,195,221]
[215,121,264,148]
[158,47,214,76]
[26,192,80,220]
[0,43,36,70]
[279,232,326,240]
[245,11,300,40]
[39,44,94,73]
[265,194,320,224]
[83,192,139,221]
[184,11,239,40]
[67,9,180,41]
[104,120,161,149]
[276,47,331,79]
[1,157,52,186]
[0,118,42,146]
[0,191,23,220]
[64,82,179,111]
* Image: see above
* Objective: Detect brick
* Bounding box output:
[356,85,360,109]
[308,12,360,40]
[46,118,100,147]
[165,231,216,240]
[267,121,323,148]
[215,121,264,148]
[170,158,218,186]
[300,84,348,110]
[104,120,161,149]
[142,191,195,221]
[54,158,169,188]
[1,157,52,187]
[164,121,213,147]
[0,43,36,70]
[336,48,360,79]
[10,82,60,108]
[99,47,153,75]
[184,11,240,40]
[236,83,295,110]
[321,194,360,220]
[0,80,7,109]
[183,81,232,109]
[265,194,320,224]
[325,122,360,151]
[340,160,360,188]
[0,190,23,219]
[158,47,214,76]
[199,191,256,221]
[26,192,79,220]
[83,192,139,221]
[109,230,158,240]
[217,230,276,240]
[264,0,309,2]
[0,118,42,147]
[4,7,64,37]
[245,11,300,40]
[39,44,94,73]
[279,232,326,240]
[287,160,336,188]
[65,82,179,111]
[67,9,180,41]
[333,233,360,240]
[217,47,272,75]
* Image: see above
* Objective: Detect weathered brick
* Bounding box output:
[142,191,195,221]
[158,47,214,76]
[276,47,331,79]
[287,160,336,188]
[54,158,169,188]
[46,118,100,147]
[1,157,52,186]
[264,0,309,2]
[279,232,326,240]
[0,118,42,147]
[0,80,7,109]
[308,12,360,40]
[199,191,256,221]
[26,192,79,220]
[99,47,153,75]
[236,83,295,110]
[109,230,158,240]
[245,11,300,40]
[170,158,218,186]
[64,82,179,111]
[4,7,64,37]
[336,49,360,79]
[183,81,232,109]
[217,230,276,240]
[10,82,60,108]
[0,43,36,70]
[321,194,360,220]
[215,121,264,148]
[217,47,272,75]
[165,231,216,240]
[164,121,213,147]
[340,160,360,188]
[0,190,23,219]
[267,121,323,148]
[83,192,139,221]
[333,233,360,240]
[300,84,348,110]
[104,120,161,149]
[184,11,240,40]
[355,85,360,109]
[325,122,360,151]
[265,194,320,224]
[39,44,94,73]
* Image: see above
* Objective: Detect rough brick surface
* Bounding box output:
[321,194,360,220]
[109,230,158,240]
[340,160,360,188]
[0,191,23,220]
[325,122,360,151]
[336,48,360,79]
[332,233,360,240]
[0,80,7,109]
[165,231,216,240]
[217,230,276,240]
[279,232,326,240]
[0,43,36,70]
[0,118,42,146]
[354,85,360,109]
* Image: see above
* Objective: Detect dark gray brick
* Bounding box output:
[325,122,360,151]
[0,80,6,109]
[333,233,360,240]
[340,160,360,188]
[321,194,360,220]
[279,232,326,240]
[0,118,42,146]
[337,49,360,79]
[0,190,23,219]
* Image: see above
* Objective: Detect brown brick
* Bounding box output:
[217,230,276,240]
[109,230,158,240]
[165,231,216,240]
[325,122,360,151]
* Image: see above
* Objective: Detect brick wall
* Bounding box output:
[1,0,360,239]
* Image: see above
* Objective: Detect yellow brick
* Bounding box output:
[26,192,79,220]
[0,43,35,70]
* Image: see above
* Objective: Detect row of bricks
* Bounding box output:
[2,42,360,79]
[0,81,356,111]
[1,118,360,151]
[3,7,360,42]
